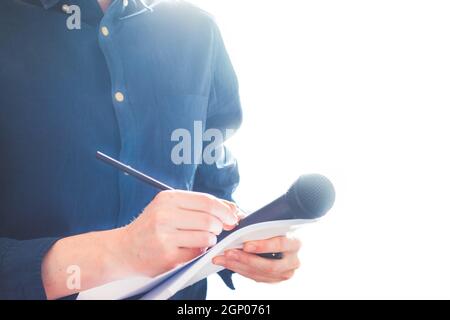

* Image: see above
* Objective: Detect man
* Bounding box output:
[0,0,301,300]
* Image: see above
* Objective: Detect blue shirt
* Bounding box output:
[0,0,242,299]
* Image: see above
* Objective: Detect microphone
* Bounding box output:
[218,174,336,242]
[95,153,336,259]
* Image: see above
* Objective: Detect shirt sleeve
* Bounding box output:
[0,237,60,299]
[192,22,243,290]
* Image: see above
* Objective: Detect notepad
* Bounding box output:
[77,218,318,300]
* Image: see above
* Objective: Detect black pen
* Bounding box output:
[96,151,283,260]
[96,151,174,191]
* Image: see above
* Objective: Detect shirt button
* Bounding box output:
[101,26,110,37]
[61,4,70,13]
[115,92,125,102]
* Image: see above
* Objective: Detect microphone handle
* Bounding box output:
[218,194,292,242]
[216,195,294,260]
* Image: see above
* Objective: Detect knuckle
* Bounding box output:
[197,193,220,212]
[201,216,216,230]
[234,251,246,263]
[154,190,169,203]
[152,209,169,225]
[222,260,231,270]
[247,242,259,251]
[203,198,217,213]
[224,260,237,271]
[271,237,283,252]
[278,237,288,249]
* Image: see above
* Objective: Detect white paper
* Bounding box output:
[77,219,317,300]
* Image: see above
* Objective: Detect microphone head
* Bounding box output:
[286,174,336,219]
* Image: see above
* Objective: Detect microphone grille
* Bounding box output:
[286,174,336,219]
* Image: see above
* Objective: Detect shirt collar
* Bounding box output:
[39,0,61,9]
[37,1,161,12]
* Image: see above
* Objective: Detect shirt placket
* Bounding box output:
[98,0,138,226]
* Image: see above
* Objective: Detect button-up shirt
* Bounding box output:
[0,0,242,299]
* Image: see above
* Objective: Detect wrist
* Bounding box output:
[98,227,134,282]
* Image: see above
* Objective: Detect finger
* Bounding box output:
[224,249,300,275]
[213,256,280,283]
[220,200,247,231]
[163,190,238,226]
[174,210,224,235]
[243,236,302,254]
[213,255,297,281]
[221,200,241,231]
[222,200,247,222]
[172,230,217,248]
[221,208,246,230]
[221,200,241,218]
[223,222,239,231]
[237,210,247,220]
[212,255,226,265]
[222,200,238,212]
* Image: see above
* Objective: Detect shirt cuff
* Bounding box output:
[218,269,236,290]
[1,237,60,300]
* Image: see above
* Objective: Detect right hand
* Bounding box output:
[113,190,240,278]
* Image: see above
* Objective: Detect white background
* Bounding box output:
[188,0,450,299]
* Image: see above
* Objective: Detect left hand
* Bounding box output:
[212,236,302,283]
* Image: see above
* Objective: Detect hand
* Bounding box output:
[212,236,302,283]
[42,191,240,300]
[115,190,240,278]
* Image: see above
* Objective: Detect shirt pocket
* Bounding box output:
[135,94,210,190]
[150,94,209,133]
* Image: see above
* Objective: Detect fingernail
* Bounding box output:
[224,213,238,226]
[220,201,239,225]
[223,224,236,231]
[209,235,218,247]
[212,222,223,235]
[213,257,225,265]
[237,210,246,220]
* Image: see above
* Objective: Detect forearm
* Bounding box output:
[41,191,239,300]
[41,227,130,300]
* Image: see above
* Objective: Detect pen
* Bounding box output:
[96,151,174,191]
[96,151,283,260]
